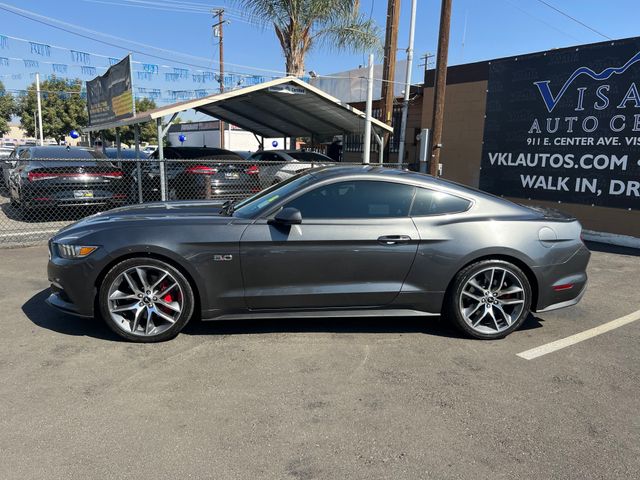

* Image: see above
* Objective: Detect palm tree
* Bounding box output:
[234,0,380,77]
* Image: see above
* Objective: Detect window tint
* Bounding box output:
[411,188,471,216]
[27,148,108,159]
[285,180,415,219]
[233,172,317,218]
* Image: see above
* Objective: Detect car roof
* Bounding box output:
[104,148,146,158]
[157,146,243,159]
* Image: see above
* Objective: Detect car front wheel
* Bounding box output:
[99,257,195,342]
[446,259,532,339]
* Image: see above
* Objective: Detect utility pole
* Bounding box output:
[429,0,453,177]
[397,0,417,165]
[419,53,435,79]
[213,9,225,148]
[380,0,401,159]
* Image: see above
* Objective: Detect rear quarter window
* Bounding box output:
[411,188,471,216]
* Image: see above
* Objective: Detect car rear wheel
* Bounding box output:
[99,258,195,342]
[446,260,531,339]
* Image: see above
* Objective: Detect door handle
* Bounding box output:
[377,235,411,245]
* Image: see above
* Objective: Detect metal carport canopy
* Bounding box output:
[84,76,393,138]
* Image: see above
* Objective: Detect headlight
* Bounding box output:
[56,244,99,259]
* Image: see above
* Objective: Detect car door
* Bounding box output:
[239,179,420,309]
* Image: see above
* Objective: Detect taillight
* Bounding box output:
[185,165,218,175]
[245,165,260,175]
[28,172,58,182]
[27,171,122,181]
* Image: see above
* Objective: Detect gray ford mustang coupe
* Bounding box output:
[46,166,590,342]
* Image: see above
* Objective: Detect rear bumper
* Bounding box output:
[535,280,588,313]
[21,184,127,208]
[533,244,591,312]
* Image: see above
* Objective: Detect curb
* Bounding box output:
[583,230,640,250]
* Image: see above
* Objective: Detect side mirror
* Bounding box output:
[269,207,302,226]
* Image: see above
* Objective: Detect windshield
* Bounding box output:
[233,172,317,218]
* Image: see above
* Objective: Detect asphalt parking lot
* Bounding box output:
[0,193,71,246]
[1,243,639,479]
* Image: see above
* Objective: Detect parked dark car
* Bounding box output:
[2,145,31,191]
[151,147,260,200]
[247,149,333,188]
[103,148,159,202]
[46,166,590,343]
[9,146,127,218]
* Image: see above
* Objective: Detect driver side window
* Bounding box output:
[284,180,415,219]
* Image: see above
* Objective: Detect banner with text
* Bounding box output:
[480,38,640,209]
[86,55,134,127]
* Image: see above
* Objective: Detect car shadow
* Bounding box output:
[24,288,544,341]
[184,311,544,339]
[585,241,640,257]
[22,289,120,341]
[0,200,107,223]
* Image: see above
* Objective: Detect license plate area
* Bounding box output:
[73,190,94,198]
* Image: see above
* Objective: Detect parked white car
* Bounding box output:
[248,150,333,188]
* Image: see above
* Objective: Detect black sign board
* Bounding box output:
[86,55,135,127]
[480,38,640,210]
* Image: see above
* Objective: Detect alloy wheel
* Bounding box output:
[107,265,184,337]
[458,266,526,335]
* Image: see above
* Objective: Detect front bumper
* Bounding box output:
[46,289,93,318]
[46,245,105,318]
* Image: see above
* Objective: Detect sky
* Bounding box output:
[0,0,638,116]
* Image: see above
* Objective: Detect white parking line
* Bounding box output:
[0,229,58,238]
[517,308,640,360]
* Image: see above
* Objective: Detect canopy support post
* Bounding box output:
[374,131,384,164]
[115,127,122,168]
[363,53,374,164]
[157,118,167,201]
[134,124,143,204]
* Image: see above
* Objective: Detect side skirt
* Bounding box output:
[202,308,440,322]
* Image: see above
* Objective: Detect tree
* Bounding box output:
[17,76,87,139]
[102,98,158,145]
[0,81,15,136]
[234,0,380,76]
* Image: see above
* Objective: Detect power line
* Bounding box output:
[78,0,262,26]
[501,0,584,43]
[0,2,279,74]
[533,0,612,40]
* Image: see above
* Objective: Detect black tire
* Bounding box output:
[18,200,33,221]
[445,259,532,340]
[99,257,195,343]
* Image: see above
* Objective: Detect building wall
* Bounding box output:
[420,69,640,238]
[421,80,488,186]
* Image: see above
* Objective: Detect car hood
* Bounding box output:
[55,200,232,236]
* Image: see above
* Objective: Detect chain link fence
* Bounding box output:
[0,157,407,247]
